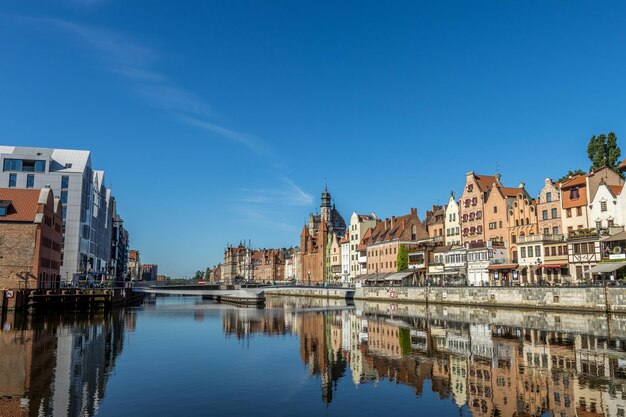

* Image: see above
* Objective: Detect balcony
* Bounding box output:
[517,234,565,244]
[568,228,609,241]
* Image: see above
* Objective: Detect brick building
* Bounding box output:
[300,187,346,284]
[0,187,63,289]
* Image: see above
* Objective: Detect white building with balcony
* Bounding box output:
[0,146,115,285]
[348,212,377,279]
[467,241,508,286]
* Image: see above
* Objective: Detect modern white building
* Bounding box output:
[348,212,377,278]
[0,146,115,284]
[466,241,507,286]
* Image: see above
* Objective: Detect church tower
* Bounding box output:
[321,185,332,225]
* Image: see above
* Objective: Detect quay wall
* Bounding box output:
[354,286,626,313]
[265,287,353,300]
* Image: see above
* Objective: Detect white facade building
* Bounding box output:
[590,182,623,230]
[444,193,461,245]
[0,146,115,284]
[348,212,377,278]
[341,233,350,283]
[466,242,507,286]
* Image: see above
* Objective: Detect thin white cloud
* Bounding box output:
[13,16,211,118]
[235,206,298,233]
[178,114,271,156]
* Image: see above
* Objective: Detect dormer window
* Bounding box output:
[0,201,12,216]
[570,187,580,199]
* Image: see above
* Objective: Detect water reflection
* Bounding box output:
[224,300,626,417]
[0,310,133,417]
[3,297,626,416]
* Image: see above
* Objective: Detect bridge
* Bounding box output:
[133,285,355,306]
[133,286,265,306]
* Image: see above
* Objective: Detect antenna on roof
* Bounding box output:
[496,161,500,176]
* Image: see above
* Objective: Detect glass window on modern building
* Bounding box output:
[26,174,34,188]
[61,175,69,189]
[8,173,16,187]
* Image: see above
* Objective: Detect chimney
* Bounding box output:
[391,216,396,228]
[410,207,417,216]
[384,218,390,230]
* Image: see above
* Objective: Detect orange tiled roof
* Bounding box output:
[474,174,498,192]
[610,185,624,197]
[0,188,42,222]
[500,187,521,197]
[560,174,587,188]
[561,185,587,209]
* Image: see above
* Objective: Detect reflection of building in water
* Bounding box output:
[450,354,468,408]
[0,314,56,417]
[298,312,347,405]
[549,338,576,417]
[518,329,551,416]
[51,310,127,417]
[222,309,289,339]
[349,311,377,385]
[0,310,128,417]
[490,336,518,417]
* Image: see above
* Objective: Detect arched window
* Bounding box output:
[469,212,475,220]
[472,197,478,205]
[411,225,417,240]
[463,227,469,235]
[470,226,476,234]
[477,225,483,233]
[463,213,468,221]
[476,210,482,219]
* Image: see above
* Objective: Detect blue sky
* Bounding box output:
[2,1,626,277]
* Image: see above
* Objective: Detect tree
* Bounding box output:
[557,169,586,183]
[397,245,408,272]
[588,132,622,173]
[205,267,211,281]
[193,270,205,281]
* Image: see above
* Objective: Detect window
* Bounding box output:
[551,247,557,256]
[0,202,9,216]
[542,210,548,220]
[566,208,572,218]
[528,246,534,257]
[551,208,558,218]
[543,228,549,236]
[601,201,607,212]
[553,226,559,235]
[567,226,573,233]
[26,174,34,188]
[596,221,602,230]
[521,247,526,258]
[558,246,563,255]
[576,207,582,216]
[609,219,615,227]
[61,191,68,204]
[546,192,552,202]
[535,246,541,256]
[3,158,45,172]
[493,206,498,213]
[411,225,417,240]
[570,187,580,199]
[512,235,516,243]
[61,175,69,189]
[8,173,16,187]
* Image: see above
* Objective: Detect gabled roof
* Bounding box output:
[474,174,498,192]
[499,187,522,198]
[0,188,45,222]
[609,185,624,197]
[560,174,587,188]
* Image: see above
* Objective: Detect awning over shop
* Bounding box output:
[587,262,626,274]
[487,264,519,270]
[539,264,566,268]
[384,271,414,281]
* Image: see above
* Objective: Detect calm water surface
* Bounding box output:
[2,295,626,417]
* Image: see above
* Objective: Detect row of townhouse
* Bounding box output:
[352,164,626,286]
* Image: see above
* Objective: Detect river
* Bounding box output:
[1,295,625,417]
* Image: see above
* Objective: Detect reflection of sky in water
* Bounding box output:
[1,296,626,416]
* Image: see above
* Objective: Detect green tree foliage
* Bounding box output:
[398,328,411,355]
[587,132,622,173]
[193,270,205,281]
[397,245,408,272]
[557,169,586,183]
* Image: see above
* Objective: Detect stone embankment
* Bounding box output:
[354,286,626,313]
